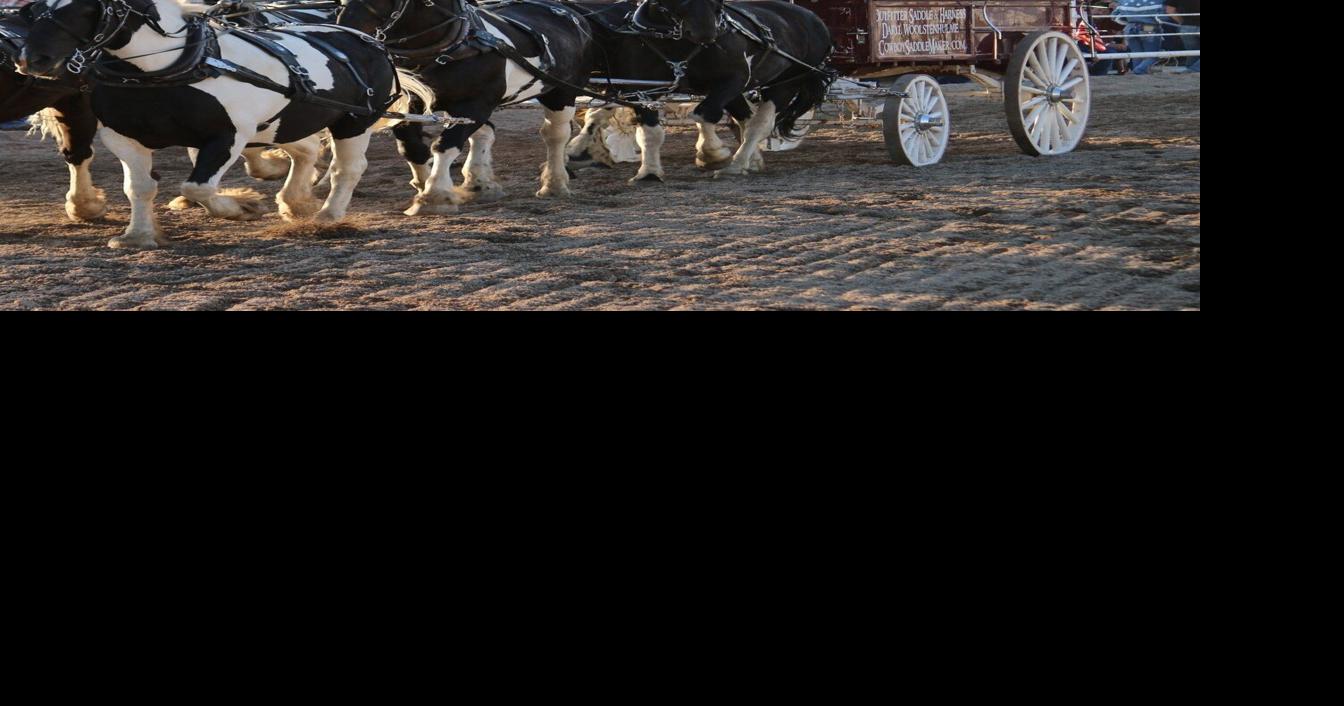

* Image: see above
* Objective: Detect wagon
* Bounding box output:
[814,0,1089,164]
[586,0,1092,167]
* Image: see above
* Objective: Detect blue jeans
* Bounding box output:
[1125,23,1162,74]
[1179,26,1200,71]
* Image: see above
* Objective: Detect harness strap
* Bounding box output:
[92,18,219,86]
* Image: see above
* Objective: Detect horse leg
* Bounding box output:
[405,122,475,216]
[49,97,106,221]
[241,146,291,181]
[716,101,776,179]
[629,110,666,184]
[168,148,200,211]
[566,106,615,168]
[275,135,323,221]
[459,123,506,203]
[536,105,575,198]
[314,131,372,222]
[693,115,733,170]
[180,133,268,220]
[393,121,432,193]
[98,128,165,250]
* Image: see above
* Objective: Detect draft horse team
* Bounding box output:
[0,0,836,249]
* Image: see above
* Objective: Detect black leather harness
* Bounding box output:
[87,17,399,119]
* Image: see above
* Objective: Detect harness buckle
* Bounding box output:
[67,49,87,75]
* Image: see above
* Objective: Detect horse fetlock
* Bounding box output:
[66,188,108,221]
[244,151,291,181]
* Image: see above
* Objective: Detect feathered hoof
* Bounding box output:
[628,171,665,185]
[167,196,196,211]
[108,230,165,250]
[66,191,108,221]
[713,166,750,179]
[278,197,322,222]
[312,209,345,223]
[696,150,734,171]
[404,197,458,216]
[458,182,506,203]
[535,185,573,199]
[244,151,292,181]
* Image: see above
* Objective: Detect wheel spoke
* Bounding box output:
[1060,76,1085,91]
[1021,85,1048,96]
[1058,102,1079,125]
[1060,58,1079,82]
[1021,95,1048,111]
[1026,51,1049,87]
[1053,41,1068,82]
[1027,105,1048,140]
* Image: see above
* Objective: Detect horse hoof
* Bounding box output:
[714,167,749,179]
[108,232,163,250]
[67,197,108,221]
[458,183,506,203]
[536,187,573,199]
[404,201,458,216]
[167,196,195,212]
[629,172,665,185]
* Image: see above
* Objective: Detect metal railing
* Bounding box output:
[1074,2,1200,63]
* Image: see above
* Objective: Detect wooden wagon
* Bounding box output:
[804,0,1091,164]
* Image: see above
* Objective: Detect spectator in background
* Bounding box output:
[1165,0,1199,73]
[1076,16,1127,75]
[1111,0,1166,75]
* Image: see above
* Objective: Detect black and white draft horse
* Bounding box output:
[4,5,108,221]
[17,0,433,249]
[567,0,834,181]
[1,2,339,226]
[338,0,595,215]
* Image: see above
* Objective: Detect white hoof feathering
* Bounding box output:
[458,181,506,203]
[244,149,292,181]
[405,191,460,216]
[66,189,108,221]
[278,196,323,221]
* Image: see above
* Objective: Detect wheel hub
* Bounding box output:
[915,113,943,131]
[1048,86,1071,104]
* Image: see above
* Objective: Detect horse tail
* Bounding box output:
[372,69,438,132]
[774,65,836,140]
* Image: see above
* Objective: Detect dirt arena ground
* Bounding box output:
[0,72,1199,310]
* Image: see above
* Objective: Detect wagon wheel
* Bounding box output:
[1005,31,1091,156]
[882,75,950,167]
